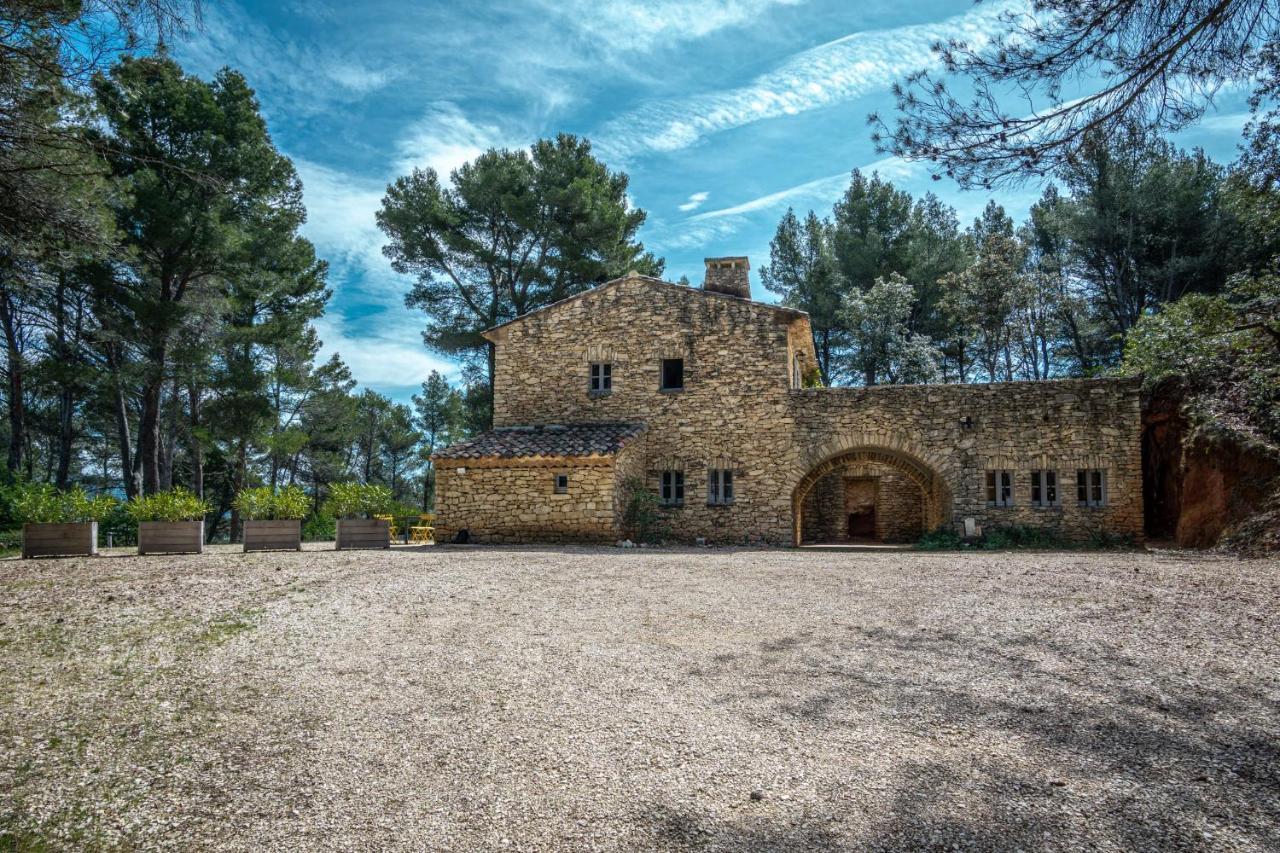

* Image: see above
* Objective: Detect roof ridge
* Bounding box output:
[481,274,807,338]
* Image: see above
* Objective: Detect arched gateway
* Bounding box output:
[791,446,953,547]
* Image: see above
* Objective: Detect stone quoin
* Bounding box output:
[432,258,1143,546]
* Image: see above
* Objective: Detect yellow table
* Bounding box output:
[409,525,434,544]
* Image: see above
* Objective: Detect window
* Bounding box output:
[707,468,734,505]
[660,471,684,506]
[589,362,612,393]
[660,358,684,391]
[985,470,1014,507]
[1077,469,1107,507]
[1031,470,1060,507]
[554,473,568,494]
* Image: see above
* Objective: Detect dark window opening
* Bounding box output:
[589,362,612,392]
[554,474,569,494]
[660,471,684,506]
[707,468,734,505]
[1031,470,1059,507]
[660,358,684,391]
[1077,469,1106,507]
[986,470,1013,507]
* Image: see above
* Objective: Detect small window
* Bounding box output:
[554,473,569,494]
[707,468,734,505]
[1077,469,1107,507]
[985,470,1013,507]
[1031,470,1060,507]
[589,362,612,392]
[660,470,684,506]
[660,358,684,391]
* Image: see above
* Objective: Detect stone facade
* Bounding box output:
[434,449,642,544]
[434,260,1144,546]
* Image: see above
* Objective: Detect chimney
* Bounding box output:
[702,256,751,300]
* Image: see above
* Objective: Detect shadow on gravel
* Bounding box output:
[680,627,1280,851]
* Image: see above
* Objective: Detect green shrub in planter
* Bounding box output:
[9,482,118,524]
[272,486,310,520]
[323,483,393,519]
[233,485,310,521]
[126,488,209,523]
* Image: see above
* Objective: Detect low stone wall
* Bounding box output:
[435,456,622,544]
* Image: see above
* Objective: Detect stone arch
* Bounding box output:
[790,444,954,546]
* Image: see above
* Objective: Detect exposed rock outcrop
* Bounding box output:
[1143,378,1280,552]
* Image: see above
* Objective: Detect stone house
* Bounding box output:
[432,258,1144,546]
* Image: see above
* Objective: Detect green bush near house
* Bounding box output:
[622,476,666,544]
[233,485,310,521]
[916,523,1136,550]
[125,488,209,523]
[323,483,393,519]
[915,525,967,550]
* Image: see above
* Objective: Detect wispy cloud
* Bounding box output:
[542,0,805,53]
[393,103,509,178]
[177,3,399,113]
[650,157,922,251]
[293,158,389,280]
[678,191,710,212]
[595,1,1023,161]
[314,312,459,392]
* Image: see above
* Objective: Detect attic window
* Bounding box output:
[660,358,684,391]
[554,473,569,494]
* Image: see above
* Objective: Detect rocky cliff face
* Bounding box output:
[1143,379,1280,552]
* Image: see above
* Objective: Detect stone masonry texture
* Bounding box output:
[433,272,1144,546]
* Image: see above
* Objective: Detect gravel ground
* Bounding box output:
[1,544,1278,852]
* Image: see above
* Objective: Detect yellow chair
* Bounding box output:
[374,514,399,539]
[409,513,435,544]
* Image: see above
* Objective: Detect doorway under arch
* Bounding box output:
[791,447,952,547]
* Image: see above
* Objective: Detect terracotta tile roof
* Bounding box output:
[432,422,646,460]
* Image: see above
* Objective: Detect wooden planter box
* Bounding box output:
[22,522,98,558]
[335,518,390,550]
[138,520,205,555]
[243,519,302,552]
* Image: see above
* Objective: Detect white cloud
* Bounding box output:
[543,0,805,53]
[177,2,398,112]
[393,103,508,178]
[653,157,923,250]
[313,313,459,394]
[596,1,1025,160]
[677,191,710,212]
[293,158,388,281]
[693,156,917,221]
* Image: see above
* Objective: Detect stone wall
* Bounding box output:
[433,456,622,544]
[451,274,1145,546]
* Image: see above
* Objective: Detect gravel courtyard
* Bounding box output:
[1,545,1277,851]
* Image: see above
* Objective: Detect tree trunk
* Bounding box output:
[139,377,162,495]
[139,341,166,495]
[188,382,203,499]
[0,289,25,475]
[106,344,139,499]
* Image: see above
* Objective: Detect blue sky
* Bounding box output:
[176,0,1253,403]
